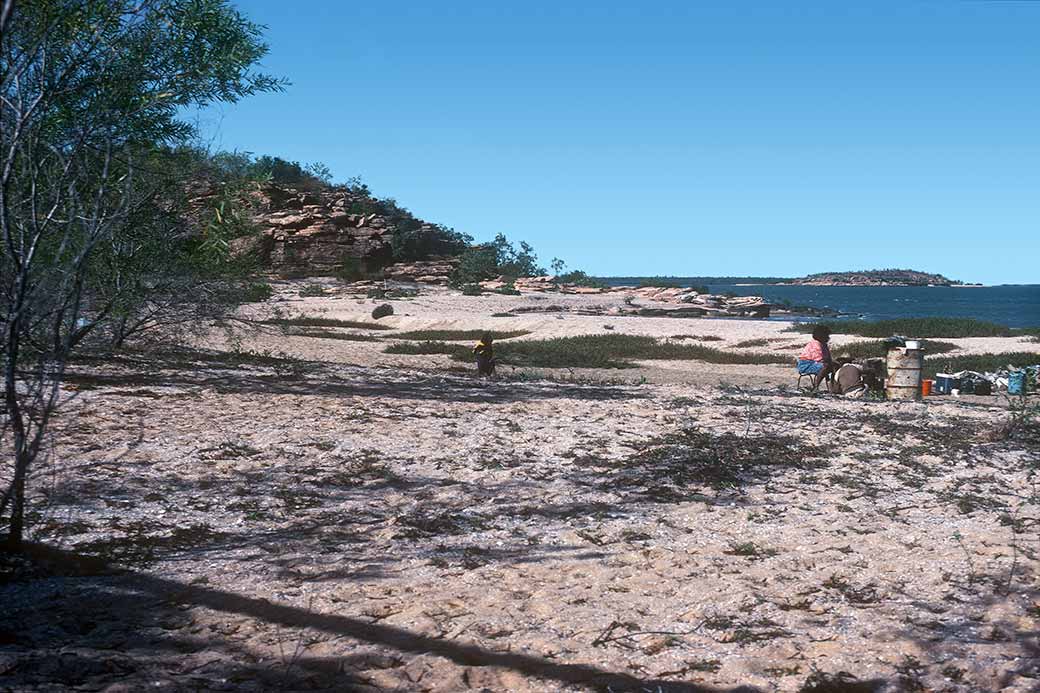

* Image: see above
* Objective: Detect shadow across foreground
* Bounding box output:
[0,545,788,692]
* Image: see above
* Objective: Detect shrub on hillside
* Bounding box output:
[452,233,545,285]
[556,270,608,288]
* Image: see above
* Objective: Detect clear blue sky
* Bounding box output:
[200,1,1039,285]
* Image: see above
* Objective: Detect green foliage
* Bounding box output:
[262,317,393,330]
[556,270,608,288]
[336,257,365,282]
[386,334,790,369]
[385,341,469,357]
[733,338,770,349]
[832,339,960,360]
[453,233,545,285]
[241,283,274,303]
[923,353,1040,378]
[1,0,284,543]
[289,329,377,342]
[391,330,530,341]
[786,318,1015,338]
[389,221,472,263]
[495,283,522,296]
[299,284,327,297]
[670,334,725,341]
[461,284,484,296]
[248,156,330,190]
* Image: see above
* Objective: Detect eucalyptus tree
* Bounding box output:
[0,0,283,546]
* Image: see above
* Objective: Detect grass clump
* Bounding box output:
[786,317,1013,338]
[290,329,377,342]
[263,316,394,330]
[923,352,1040,378]
[670,334,724,342]
[724,542,780,560]
[591,427,831,502]
[386,334,790,368]
[832,339,959,360]
[241,282,273,303]
[733,338,771,349]
[391,329,530,341]
[298,283,327,297]
[385,341,470,358]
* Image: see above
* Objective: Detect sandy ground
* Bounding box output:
[215,284,1039,389]
[3,283,1040,692]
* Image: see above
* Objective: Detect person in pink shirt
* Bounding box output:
[797,324,836,390]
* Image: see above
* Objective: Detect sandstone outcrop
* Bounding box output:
[253,186,395,276]
[383,258,459,285]
[479,276,774,317]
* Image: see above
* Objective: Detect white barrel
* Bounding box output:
[886,347,923,400]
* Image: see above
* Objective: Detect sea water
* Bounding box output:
[602,282,1040,328]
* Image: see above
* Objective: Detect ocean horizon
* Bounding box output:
[601,280,1040,327]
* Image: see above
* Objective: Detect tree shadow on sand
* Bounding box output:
[0,544,798,692]
[63,348,647,405]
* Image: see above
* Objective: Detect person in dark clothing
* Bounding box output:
[473,333,495,377]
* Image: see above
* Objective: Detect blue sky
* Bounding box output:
[201,1,1039,284]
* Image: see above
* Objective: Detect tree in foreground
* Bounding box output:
[0,0,283,547]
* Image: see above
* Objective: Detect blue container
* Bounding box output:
[1008,371,1026,395]
[934,374,957,395]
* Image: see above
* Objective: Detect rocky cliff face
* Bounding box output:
[244,185,396,276]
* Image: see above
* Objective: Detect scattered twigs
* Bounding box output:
[952,531,977,586]
[591,619,702,647]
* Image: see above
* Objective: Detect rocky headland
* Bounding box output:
[201,182,819,318]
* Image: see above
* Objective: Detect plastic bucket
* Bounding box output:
[921,380,933,397]
[1008,371,1026,395]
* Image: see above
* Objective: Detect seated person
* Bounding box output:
[797,325,837,389]
[473,333,495,377]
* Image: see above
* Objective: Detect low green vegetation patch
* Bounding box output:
[390,329,530,341]
[923,352,1040,378]
[832,339,960,361]
[733,338,772,349]
[786,317,1013,338]
[385,341,470,358]
[386,334,789,369]
[263,317,393,331]
[670,334,724,342]
[290,329,377,342]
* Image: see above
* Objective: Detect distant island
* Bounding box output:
[600,269,974,288]
[787,269,970,287]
